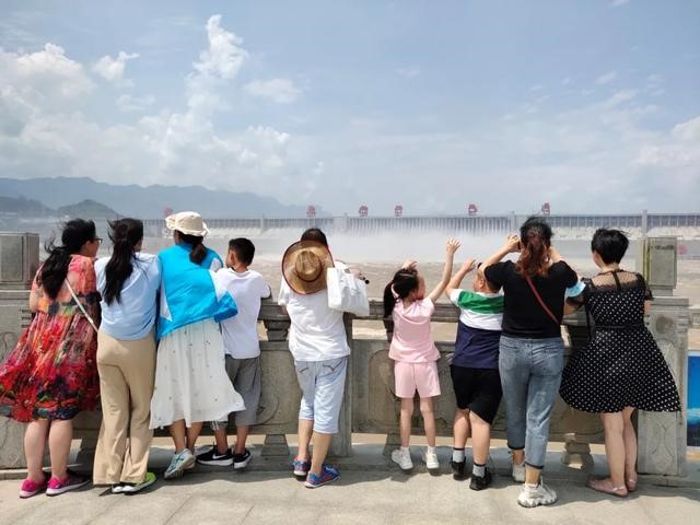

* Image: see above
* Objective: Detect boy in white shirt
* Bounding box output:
[196,238,271,469]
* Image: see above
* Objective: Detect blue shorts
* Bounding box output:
[294,357,348,434]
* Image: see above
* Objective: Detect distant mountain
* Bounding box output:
[0,177,312,218]
[0,195,54,216]
[56,199,120,219]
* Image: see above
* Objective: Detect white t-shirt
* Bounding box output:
[216,268,271,359]
[278,277,350,362]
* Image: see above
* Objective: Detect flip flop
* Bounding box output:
[587,478,628,498]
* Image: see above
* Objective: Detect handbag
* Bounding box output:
[327,267,370,317]
[66,279,99,332]
[524,275,560,326]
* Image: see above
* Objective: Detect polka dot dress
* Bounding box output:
[560,271,681,414]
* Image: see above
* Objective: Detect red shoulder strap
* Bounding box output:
[524,275,560,326]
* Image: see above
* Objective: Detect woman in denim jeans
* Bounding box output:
[481,217,578,508]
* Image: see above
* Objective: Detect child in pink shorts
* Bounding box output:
[383,239,460,471]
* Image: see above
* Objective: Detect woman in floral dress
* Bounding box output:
[0,219,102,498]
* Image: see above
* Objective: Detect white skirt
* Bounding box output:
[150,319,245,429]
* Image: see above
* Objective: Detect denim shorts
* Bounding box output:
[294,356,348,434]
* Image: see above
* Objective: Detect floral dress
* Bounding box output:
[0,255,100,422]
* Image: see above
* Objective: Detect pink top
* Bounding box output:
[388,297,440,363]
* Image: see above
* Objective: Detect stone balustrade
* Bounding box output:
[1,296,689,478]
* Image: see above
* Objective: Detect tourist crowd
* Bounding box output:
[0,212,681,508]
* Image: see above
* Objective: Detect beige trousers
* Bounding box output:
[93,330,156,485]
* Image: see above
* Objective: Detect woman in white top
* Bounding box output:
[93,218,160,494]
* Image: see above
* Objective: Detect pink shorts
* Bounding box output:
[394,361,441,399]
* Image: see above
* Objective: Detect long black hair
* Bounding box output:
[383,267,419,319]
[40,219,96,300]
[103,218,144,305]
[178,232,207,265]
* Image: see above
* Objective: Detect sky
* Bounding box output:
[0,0,699,216]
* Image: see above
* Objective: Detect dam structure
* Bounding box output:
[141,211,700,240]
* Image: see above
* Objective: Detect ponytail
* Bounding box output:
[178,232,207,264]
[104,218,144,304]
[39,219,96,299]
[515,216,553,278]
[383,268,419,319]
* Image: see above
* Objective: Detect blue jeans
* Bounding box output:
[498,335,564,469]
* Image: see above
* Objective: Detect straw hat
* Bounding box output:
[281,240,334,295]
[165,211,209,237]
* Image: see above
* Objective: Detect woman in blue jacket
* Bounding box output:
[150,211,244,480]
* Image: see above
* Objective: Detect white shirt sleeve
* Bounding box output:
[277,278,291,305]
[258,275,272,299]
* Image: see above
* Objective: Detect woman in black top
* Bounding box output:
[560,229,680,497]
[481,217,578,508]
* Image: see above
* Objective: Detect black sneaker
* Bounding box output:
[233,449,252,470]
[451,460,467,481]
[469,468,493,491]
[196,447,234,466]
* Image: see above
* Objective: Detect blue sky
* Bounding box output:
[1,0,699,215]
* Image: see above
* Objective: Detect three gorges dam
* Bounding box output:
[141,211,700,242]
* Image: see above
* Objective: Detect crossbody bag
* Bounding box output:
[524,274,560,326]
[66,280,99,331]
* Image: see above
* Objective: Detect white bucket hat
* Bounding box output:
[165,211,209,237]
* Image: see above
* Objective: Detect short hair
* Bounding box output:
[228,237,256,265]
[300,227,328,247]
[591,228,629,264]
[477,262,501,293]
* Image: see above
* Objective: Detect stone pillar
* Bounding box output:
[637,296,689,477]
[0,233,39,469]
[641,209,649,237]
[329,314,353,457]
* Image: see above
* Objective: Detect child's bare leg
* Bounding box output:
[399,397,414,447]
[214,428,229,454]
[453,409,470,449]
[469,411,491,466]
[419,397,436,447]
[234,425,250,455]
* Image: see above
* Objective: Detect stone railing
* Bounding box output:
[1,294,689,477]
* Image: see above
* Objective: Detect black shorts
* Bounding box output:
[450,365,503,425]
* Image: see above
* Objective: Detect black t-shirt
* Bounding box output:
[484,260,577,339]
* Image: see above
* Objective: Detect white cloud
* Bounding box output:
[596,70,617,85]
[395,66,421,78]
[0,43,93,101]
[93,51,139,82]
[116,93,155,112]
[244,78,301,103]
[193,14,247,80]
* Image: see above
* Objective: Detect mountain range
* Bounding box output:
[0,177,310,218]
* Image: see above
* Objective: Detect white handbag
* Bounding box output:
[326,267,370,317]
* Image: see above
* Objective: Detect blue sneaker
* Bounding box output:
[292,458,311,480]
[304,465,340,489]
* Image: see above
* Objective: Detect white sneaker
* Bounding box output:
[517,479,558,508]
[391,448,413,471]
[423,447,439,470]
[512,461,525,483]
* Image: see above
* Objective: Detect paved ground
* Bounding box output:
[2,465,699,525]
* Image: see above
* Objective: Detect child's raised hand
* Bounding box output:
[462,258,477,272]
[446,238,461,255]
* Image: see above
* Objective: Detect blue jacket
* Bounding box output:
[157,244,237,340]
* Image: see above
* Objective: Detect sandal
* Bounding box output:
[587,477,628,498]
